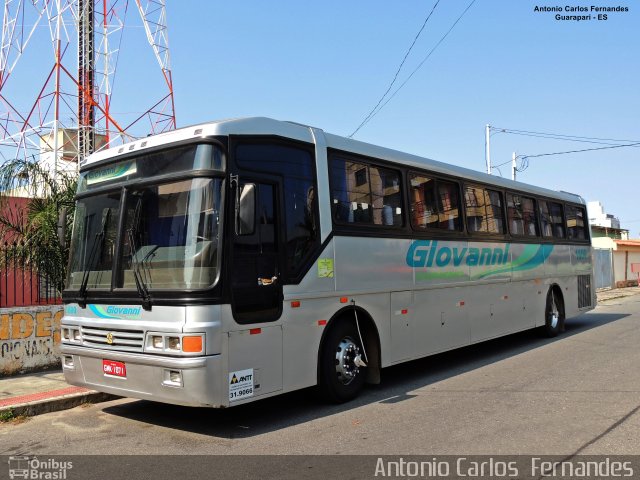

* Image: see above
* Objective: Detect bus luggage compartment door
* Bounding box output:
[227,325,283,402]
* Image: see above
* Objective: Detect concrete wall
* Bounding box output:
[592,237,616,249]
[611,250,640,287]
[0,305,63,375]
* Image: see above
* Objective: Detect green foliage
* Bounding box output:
[0,408,14,422]
[0,158,77,295]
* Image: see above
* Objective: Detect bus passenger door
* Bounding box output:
[230,181,284,324]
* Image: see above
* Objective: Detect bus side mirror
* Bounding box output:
[57,207,68,247]
[237,184,256,235]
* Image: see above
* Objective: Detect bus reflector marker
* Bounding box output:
[318,320,327,326]
[457,301,465,307]
[401,309,408,315]
[250,328,262,335]
[340,297,348,303]
[291,301,301,308]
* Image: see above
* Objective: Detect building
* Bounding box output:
[588,200,621,229]
[589,201,637,289]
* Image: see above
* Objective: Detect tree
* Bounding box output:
[0,158,77,296]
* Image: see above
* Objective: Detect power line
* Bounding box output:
[350,0,477,136]
[491,130,640,147]
[492,142,640,175]
[349,0,441,138]
[521,142,640,160]
[489,127,640,176]
[368,0,477,126]
[490,127,640,144]
[492,158,516,168]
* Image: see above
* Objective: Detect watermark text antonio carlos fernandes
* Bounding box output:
[374,457,634,477]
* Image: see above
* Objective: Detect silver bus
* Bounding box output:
[61,117,595,406]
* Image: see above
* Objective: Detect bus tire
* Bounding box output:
[543,288,564,337]
[319,320,366,403]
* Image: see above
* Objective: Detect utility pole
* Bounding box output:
[511,152,516,181]
[485,124,491,174]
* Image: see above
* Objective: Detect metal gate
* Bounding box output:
[593,248,614,290]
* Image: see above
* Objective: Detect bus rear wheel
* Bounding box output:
[543,288,564,337]
[319,320,366,403]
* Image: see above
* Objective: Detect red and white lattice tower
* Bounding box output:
[0,0,175,174]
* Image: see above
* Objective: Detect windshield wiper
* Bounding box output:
[78,209,111,308]
[128,197,152,311]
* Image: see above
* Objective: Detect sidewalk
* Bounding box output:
[0,370,115,420]
[1,287,639,420]
[596,286,640,302]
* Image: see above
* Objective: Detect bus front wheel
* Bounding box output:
[543,288,565,337]
[319,320,366,403]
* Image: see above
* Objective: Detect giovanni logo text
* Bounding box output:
[406,240,553,281]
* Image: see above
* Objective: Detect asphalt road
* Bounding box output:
[2,295,639,457]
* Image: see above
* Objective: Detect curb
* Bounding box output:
[0,391,118,419]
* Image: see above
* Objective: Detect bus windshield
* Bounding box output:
[66,177,222,292]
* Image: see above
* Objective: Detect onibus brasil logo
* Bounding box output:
[406,240,554,281]
[8,457,72,479]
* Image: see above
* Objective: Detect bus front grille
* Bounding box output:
[578,274,592,308]
[80,326,145,352]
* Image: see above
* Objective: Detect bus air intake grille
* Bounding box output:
[577,274,592,308]
[80,326,145,352]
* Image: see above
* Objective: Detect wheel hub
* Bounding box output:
[335,338,363,385]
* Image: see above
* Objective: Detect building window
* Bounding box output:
[354,168,367,187]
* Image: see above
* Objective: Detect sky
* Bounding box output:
[4,1,639,233]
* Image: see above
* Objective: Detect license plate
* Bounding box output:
[102,359,127,377]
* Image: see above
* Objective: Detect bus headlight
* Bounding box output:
[61,326,81,343]
[144,333,204,355]
[152,335,164,349]
[167,337,181,351]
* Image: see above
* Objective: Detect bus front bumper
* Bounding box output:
[61,344,226,408]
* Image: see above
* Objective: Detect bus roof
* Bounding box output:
[83,116,585,205]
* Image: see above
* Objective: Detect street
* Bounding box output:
[2,295,639,456]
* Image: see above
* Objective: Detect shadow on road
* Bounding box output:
[102,310,629,439]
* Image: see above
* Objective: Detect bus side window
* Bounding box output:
[410,173,460,231]
[539,200,553,237]
[464,185,504,234]
[566,205,587,240]
[367,165,402,226]
[330,159,368,224]
[540,200,565,239]
[508,193,539,237]
[549,201,565,239]
[329,156,403,228]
